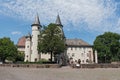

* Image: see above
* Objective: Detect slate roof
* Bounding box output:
[55,14,62,25]
[66,39,92,47]
[31,13,41,27]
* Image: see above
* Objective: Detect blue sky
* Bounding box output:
[0,0,120,45]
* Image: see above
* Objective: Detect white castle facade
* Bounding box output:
[17,14,98,64]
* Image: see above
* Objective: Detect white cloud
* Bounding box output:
[11,31,21,35]
[0,0,120,33]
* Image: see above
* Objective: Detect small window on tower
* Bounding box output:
[38,27,40,29]
[27,46,29,48]
[38,35,40,38]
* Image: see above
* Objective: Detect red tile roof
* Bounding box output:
[17,37,92,47]
[17,36,26,47]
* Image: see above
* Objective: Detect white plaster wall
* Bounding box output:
[24,38,31,62]
[41,53,50,60]
[18,47,25,52]
[31,26,40,62]
[66,46,93,64]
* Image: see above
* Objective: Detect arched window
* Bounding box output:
[86,59,89,62]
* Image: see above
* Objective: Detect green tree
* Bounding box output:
[38,23,66,62]
[0,37,18,63]
[15,51,24,62]
[94,32,120,63]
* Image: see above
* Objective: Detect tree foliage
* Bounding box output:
[0,37,18,63]
[94,32,120,63]
[38,23,66,61]
[16,51,24,62]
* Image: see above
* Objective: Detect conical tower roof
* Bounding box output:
[55,14,62,25]
[31,13,41,26]
[34,13,40,24]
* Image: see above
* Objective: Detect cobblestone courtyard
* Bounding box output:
[0,67,120,80]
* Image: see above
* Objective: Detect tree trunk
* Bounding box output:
[1,57,5,63]
[50,51,53,62]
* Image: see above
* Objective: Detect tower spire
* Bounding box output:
[55,14,62,26]
[34,13,40,24]
[31,13,41,26]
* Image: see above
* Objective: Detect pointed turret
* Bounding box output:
[26,32,31,38]
[31,13,41,26]
[55,14,62,26]
[55,14,65,40]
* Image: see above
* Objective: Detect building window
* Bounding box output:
[72,53,75,57]
[35,58,37,62]
[81,53,84,57]
[71,47,73,50]
[79,48,81,51]
[82,60,84,63]
[83,48,85,53]
[27,46,29,48]
[87,53,89,57]
[86,59,89,63]
[89,51,91,53]
[88,51,91,58]
[75,47,77,50]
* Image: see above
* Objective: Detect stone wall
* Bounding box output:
[79,64,120,68]
[0,64,61,68]
[1,64,120,68]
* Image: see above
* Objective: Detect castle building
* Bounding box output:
[17,14,98,64]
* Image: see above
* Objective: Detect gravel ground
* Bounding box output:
[0,67,120,80]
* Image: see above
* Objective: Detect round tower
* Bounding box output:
[31,14,41,62]
[24,33,31,62]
